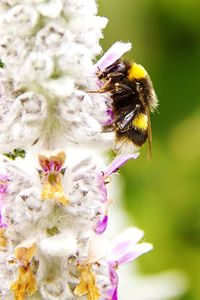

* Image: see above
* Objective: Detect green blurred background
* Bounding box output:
[99,0,200,299]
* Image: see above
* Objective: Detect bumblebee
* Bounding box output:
[94,59,158,159]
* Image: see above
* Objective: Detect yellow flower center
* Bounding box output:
[39,151,69,205]
[74,264,101,300]
[0,228,7,249]
[10,244,38,300]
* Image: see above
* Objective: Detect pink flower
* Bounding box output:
[95,154,139,234]
[106,228,153,300]
[38,151,69,204]
[93,42,132,72]
[85,227,153,300]
[95,215,108,235]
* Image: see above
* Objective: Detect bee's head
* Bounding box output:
[128,62,147,81]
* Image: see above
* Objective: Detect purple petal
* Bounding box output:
[102,109,115,126]
[95,215,108,235]
[0,214,7,228]
[107,228,153,265]
[97,173,107,203]
[106,265,119,300]
[0,175,9,228]
[111,228,144,250]
[54,161,63,172]
[116,243,153,265]
[93,42,132,72]
[0,175,9,195]
[103,154,139,178]
[109,239,133,258]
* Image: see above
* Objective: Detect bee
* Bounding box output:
[92,59,158,159]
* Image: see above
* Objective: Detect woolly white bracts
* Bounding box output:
[0,151,102,299]
[0,150,145,300]
[0,0,109,152]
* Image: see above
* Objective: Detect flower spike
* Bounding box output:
[0,1,155,299]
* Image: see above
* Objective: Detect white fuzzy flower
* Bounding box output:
[18,52,54,83]
[0,0,109,152]
[0,148,141,299]
[36,0,63,18]
[68,16,108,55]
[0,5,39,36]
[63,0,98,17]
[35,22,68,54]
[0,36,28,70]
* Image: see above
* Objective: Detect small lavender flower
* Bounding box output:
[74,228,152,300]
[106,228,153,300]
[93,41,132,73]
[95,153,139,234]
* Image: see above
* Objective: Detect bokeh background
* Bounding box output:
[98,0,200,299]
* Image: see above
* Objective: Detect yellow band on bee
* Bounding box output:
[132,113,148,131]
[128,63,147,80]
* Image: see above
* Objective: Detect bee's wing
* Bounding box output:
[115,106,140,133]
[136,78,154,160]
[147,107,152,161]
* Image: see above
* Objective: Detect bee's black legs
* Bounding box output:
[87,72,126,94]
[87,78,113,93]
